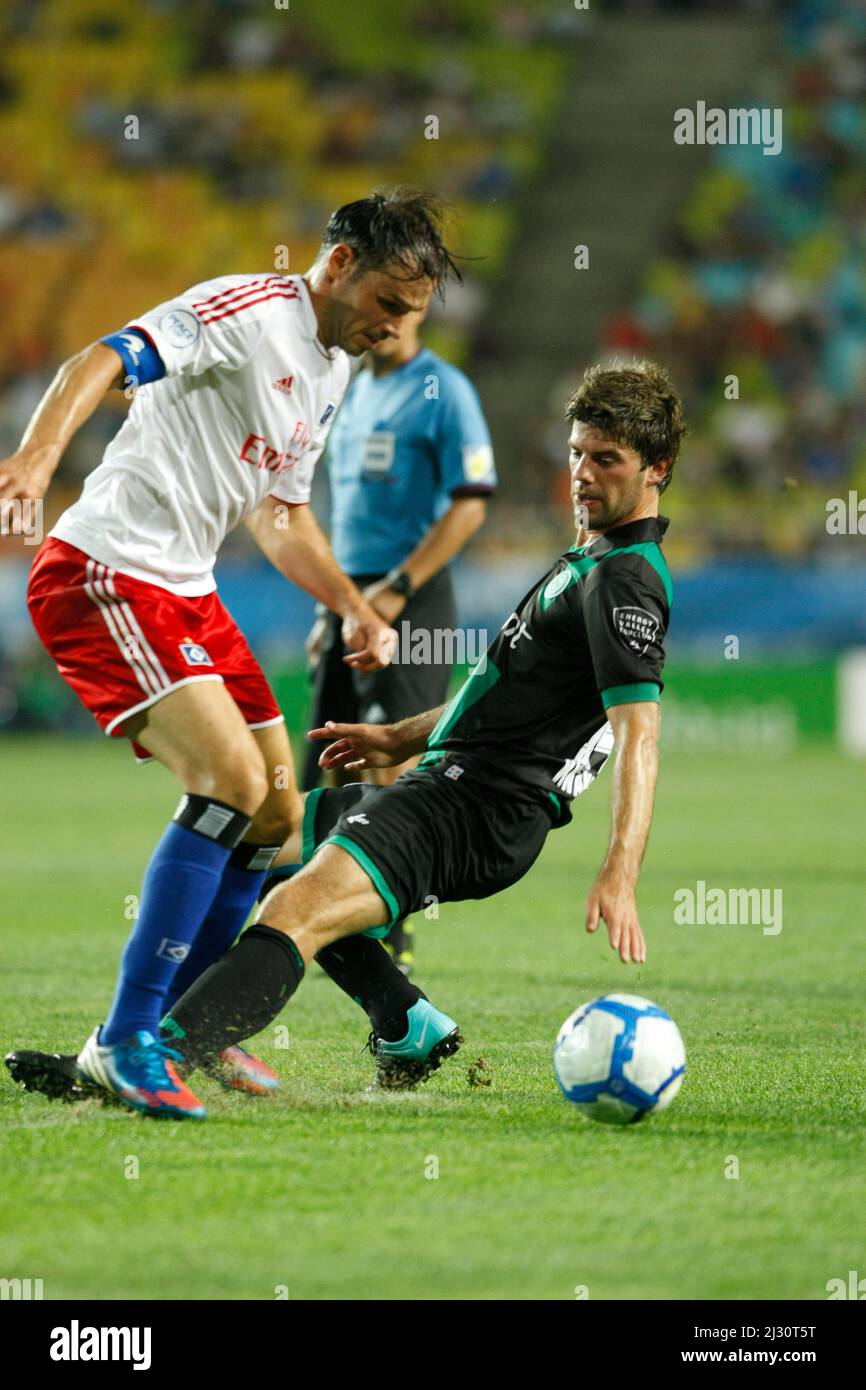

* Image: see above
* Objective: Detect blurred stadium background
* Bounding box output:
[1,0,865,761]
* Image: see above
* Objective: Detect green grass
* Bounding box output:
[1,735,864,1300]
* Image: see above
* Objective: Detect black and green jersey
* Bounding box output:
[418,515,672,811]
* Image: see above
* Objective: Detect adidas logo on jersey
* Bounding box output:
[272,376,294,395]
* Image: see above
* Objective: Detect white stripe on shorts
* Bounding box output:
[84,560,169,697]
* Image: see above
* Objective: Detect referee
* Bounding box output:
[304,305,496,971]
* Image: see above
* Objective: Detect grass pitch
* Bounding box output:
[1,735,863,1301]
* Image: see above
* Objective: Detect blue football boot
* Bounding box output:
[76,1026,206,1119]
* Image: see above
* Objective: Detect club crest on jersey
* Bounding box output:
[179,640,214,667]
[319,402,336,425]
[272,375,294,395]
[613,606,659,655]
[444,764,464,780]
[543,569,571,602]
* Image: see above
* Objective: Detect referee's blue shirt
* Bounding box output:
[326,347,497,576]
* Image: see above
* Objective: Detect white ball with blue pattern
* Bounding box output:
[553,993,686,1125]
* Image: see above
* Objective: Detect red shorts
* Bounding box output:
[27,538,283,759]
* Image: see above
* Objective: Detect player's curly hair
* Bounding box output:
[319,187,462,297]
[565,359,687,494]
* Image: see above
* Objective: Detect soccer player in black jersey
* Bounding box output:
[8,360,686,1103]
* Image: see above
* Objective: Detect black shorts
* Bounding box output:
[299,761,555,934]
[302,568,457,790]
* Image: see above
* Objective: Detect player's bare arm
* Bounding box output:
[362,496,487,624]
[0,342,123,501]
[585,700,660,966]
[308,704,445,771]
[246,495,397,672]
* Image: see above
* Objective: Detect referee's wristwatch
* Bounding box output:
[385,568,416,601]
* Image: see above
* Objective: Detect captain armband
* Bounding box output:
[100,327,166,389]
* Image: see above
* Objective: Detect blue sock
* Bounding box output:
[162,855,279,1014]
[101,808,250,1046]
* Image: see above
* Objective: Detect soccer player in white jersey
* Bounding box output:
[0,189,460,1118]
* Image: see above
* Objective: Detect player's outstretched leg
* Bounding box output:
[260,787,462,1089]
[162,844,461,1091]
[314,935,461,1090]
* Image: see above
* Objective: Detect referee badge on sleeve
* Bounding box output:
[462,444,494,482]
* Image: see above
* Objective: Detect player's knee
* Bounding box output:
[188,753,270,818]
[228,761,270,817]
[251,797,301,849]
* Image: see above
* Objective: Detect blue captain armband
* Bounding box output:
[100,327,166,388]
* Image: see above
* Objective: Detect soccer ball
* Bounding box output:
[553,993,686,1125]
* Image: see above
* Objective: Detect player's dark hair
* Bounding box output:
[320,188,462,296]
[565,360,687,494]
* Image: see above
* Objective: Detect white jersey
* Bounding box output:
[51,274,350,594]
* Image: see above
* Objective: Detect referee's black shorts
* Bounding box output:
[302,568,457,790]
[298,761,556,935]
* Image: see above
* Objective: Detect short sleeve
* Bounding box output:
[125,276,286,380]
[582,555,670,709]
[434,368,497,496]
[268,456,316,506]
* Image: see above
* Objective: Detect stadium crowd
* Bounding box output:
[541,0,866,559]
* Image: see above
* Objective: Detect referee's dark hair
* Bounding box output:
[319,188,461,296]
[565,359,687,494]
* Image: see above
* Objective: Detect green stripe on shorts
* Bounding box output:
[323,833,400,932]
[301,787,326,864]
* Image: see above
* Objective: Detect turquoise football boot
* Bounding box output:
[368,999,462,1091]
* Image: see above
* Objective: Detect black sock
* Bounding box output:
[316,934,424,1041]
[384,917,413,956]
[164,923,304,1065]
